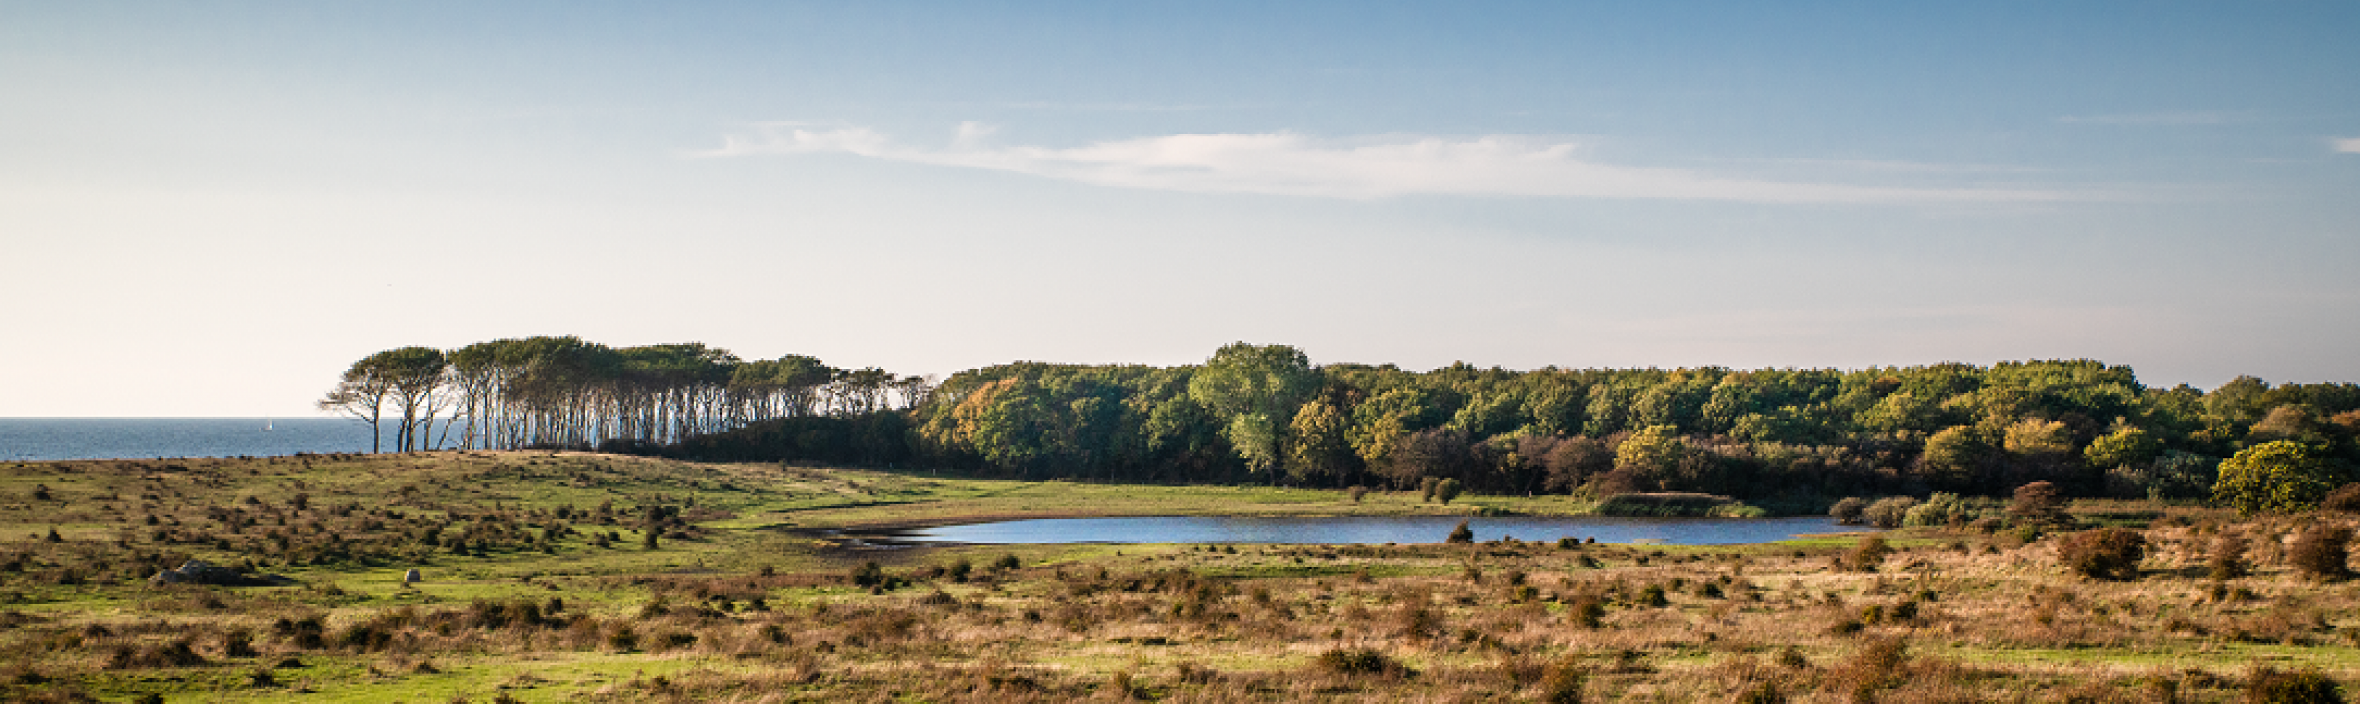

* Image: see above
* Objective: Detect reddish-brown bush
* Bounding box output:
[2289,523,2354,580]
[2057,528,2147,581]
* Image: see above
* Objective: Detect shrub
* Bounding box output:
[2214,441,2336,515]
[1434,479,1463,505]
[1445,520,1474,544]
[2009,482,2069,525]
[2244,666,2342,703]
[222,629,258,658]
[1844,536,1893,572]
[948,558,973,583]
[2057,528,2147,581]
[606,626,640,652]
[1420,477,1440,503]
[1566,596,1606,628]
[2325,483,2360,514]
[1347,486,1368,504]
[1829,497,1867,525]
[994,553,1022,571]
[1831,636,1910,697]
[2289,523,2354,580]
[1862,497,1917,530]
[1314,647,1414,679]
[1903,493,1972,527]
[2209,535,2252,580]
[1638,585,1668,607]
[1539,658,1585,704]
[1734,680,1786,704]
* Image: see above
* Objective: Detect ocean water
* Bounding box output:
[0,418,390,461]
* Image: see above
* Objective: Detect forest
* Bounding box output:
[324,338,2360,509]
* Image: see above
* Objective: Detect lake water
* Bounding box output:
[897,515,1869,546]
[0,418,384,461]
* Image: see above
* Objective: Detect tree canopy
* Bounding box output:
[322,339,2360,511]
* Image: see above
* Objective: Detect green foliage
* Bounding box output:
[1434,479,1462,505]
[332,338,2360,505]
[1862,497,1917,529]
[2085,424,2161,470]
[1902,493,1973,527]
[1829,497,1867,525]
[1189,343,1321,474]
[2214,441,2338,515]
[1612,425,1687,491]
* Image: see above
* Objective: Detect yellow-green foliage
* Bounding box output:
[2213,441,2336,515]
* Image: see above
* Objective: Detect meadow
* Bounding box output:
[1,451,2355,702]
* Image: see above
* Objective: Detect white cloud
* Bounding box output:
[702,123,2072,204]
[2334,137,2360,154]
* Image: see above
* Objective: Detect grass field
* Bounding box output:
[3,451,2357,702]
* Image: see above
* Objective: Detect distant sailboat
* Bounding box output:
[265,417,274,432]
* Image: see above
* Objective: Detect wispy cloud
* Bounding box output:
[2335,137,2360,154]
[2057,111,2249,126]
[701,123,2075,204]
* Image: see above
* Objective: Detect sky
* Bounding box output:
[3,1,2357,417]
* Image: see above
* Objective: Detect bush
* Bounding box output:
[1539,658,1585,704]
[994,553,1022,571]
[606,626,639,652]
[1903,493,1972,527]
[1347,486,1368,504]
[2290,523,2354,580]
[1434,479,1462,505]
[1566,597,1606,628]
[2009,482,2069,525]
[1844,536,1893,572]
[1829,497,1867,525]
[1445,520,1474,544]
[1314,647,1414,679]
[1420,477,1440,503]
[1862,497,1917,529]
[2214,441,2336,515]
[2209,535,2252,580]
[222,629,258,658]
[2057,528,2147,581]
[2325,483,2360,514]
[2245,667,2343,703]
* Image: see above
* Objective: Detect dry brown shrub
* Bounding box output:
[2210,534,2252,580]
[1842,536,1893,572]
[2289,523,2354,580]
[2057,528,2147,581]
[1312,647,1414,680]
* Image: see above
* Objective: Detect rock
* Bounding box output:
[148,559,295,587]
[403,569,422,583]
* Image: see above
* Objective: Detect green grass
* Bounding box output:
[4,451,2353,701]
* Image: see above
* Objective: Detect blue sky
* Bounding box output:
[3,1,2356,415]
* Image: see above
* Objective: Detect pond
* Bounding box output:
[894,515,1870,546]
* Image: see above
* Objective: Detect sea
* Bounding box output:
[0,418,395,461]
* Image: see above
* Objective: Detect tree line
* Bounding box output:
[318,336,933,454]
[326,340,2360,507]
